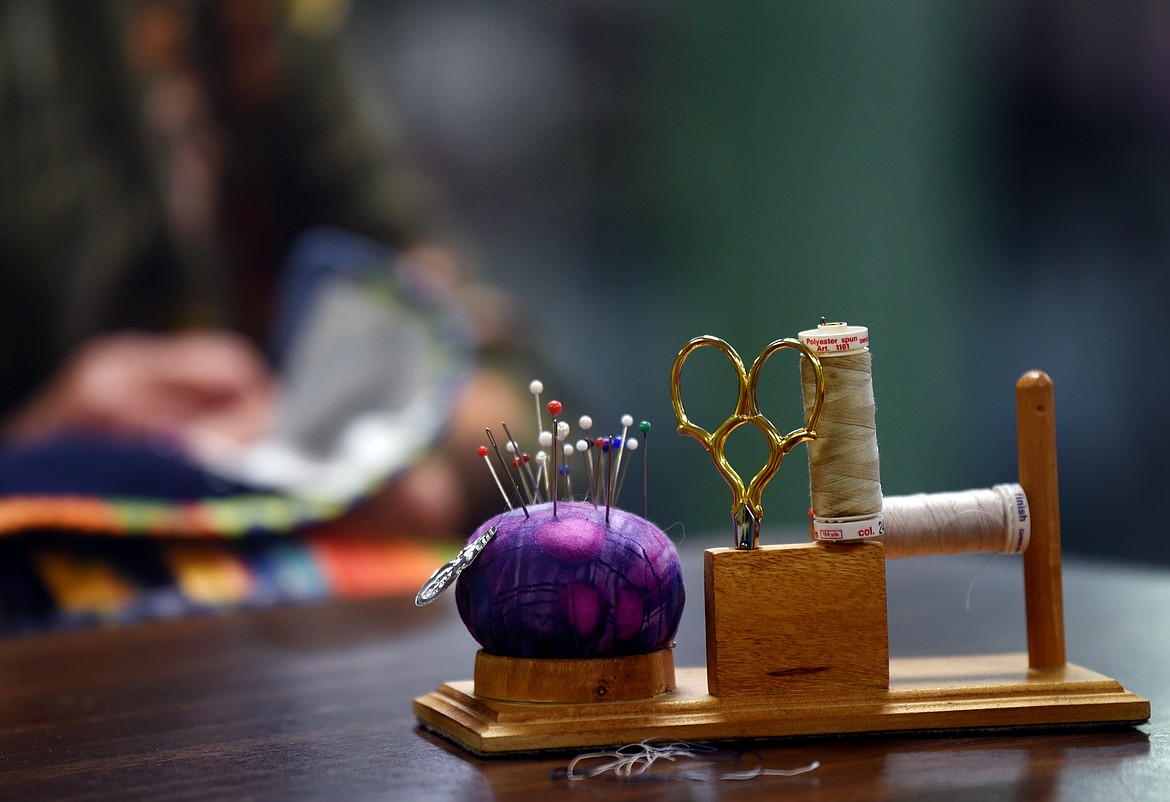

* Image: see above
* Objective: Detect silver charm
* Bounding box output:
[414,525,498,606]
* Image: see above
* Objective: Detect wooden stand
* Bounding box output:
[705,540,888,698]
[414,372,1150,754]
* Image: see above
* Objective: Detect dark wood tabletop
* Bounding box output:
[2,538,1166,801]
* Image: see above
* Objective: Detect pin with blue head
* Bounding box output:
[560,444,574,500]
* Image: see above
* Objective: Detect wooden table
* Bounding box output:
[1,540,1166,801]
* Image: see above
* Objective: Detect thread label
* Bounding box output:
[802,333,870,353]
[994,483,1030,554]
[797,322,870,355]
[812,515,884,542]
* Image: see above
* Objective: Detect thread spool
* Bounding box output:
[797,320,1030,560]
[798,321,883,540]
[881,483,1030,559]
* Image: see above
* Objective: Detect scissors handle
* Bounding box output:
[671,336,825,548]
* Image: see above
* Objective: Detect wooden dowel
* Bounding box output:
[1016,371,1066,670]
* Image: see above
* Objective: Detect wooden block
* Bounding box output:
[704,541,889,697]
[473,649,675,703]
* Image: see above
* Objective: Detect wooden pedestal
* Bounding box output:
[414,656,1149,755]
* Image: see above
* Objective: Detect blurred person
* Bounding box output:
[0,0,526,539]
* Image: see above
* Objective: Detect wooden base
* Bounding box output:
[414,653,1150,755]
[472,649,675,703]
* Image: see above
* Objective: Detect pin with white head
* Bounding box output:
[529,380,545,441]
[534,450,549,502]
[614,435,639,509]
[613,416,631,503]
[537,429,554,498]
[577,415,595,504]
[576,438,595,505]
[612,414,634,494]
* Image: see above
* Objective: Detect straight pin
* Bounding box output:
[506,440,535,505]
[502,421,542,504]
[611,414,633,503]
[529,380,545,441]
[577,439,595,505]
[538,429,554,501]
[477,445,512,510]
[640,420,651,519]
[593,437,606,508]
[535,451,548,502]
[563,443,575,500]
[607,435,623,511]
[547,400,563,515]
[614,436,638,508]
[608,437,617,524]
[485,428,528,518]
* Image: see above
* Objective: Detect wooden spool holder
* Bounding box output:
[414,372,1150,754]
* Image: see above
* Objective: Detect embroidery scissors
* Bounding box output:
[671,336,825,550]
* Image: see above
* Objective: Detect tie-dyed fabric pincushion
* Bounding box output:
[455,501,684,659]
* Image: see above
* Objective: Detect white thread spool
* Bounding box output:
[798,321,883,540]
[882,484,1030,558]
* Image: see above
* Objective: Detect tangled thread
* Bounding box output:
[555,739,820,783]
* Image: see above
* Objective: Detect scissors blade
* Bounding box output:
[733,504,760,550]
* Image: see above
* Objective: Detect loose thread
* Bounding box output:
[965,553,1000,611]
[557,739,820,783]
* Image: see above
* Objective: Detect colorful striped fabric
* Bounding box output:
[0,519,452,635]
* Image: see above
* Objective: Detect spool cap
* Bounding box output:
[798,321,870,356]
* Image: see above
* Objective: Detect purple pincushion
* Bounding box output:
[455,501,685,659]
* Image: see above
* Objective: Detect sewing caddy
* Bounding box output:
[413,321,1149,755]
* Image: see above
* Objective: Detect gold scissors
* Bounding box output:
[671,335,825,549]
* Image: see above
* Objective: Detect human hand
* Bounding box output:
[3,331,277,452]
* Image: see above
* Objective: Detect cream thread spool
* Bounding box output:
[882,483,1031,559]
[798,321,883,542]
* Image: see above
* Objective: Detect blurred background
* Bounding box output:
[337,0,1168,563]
